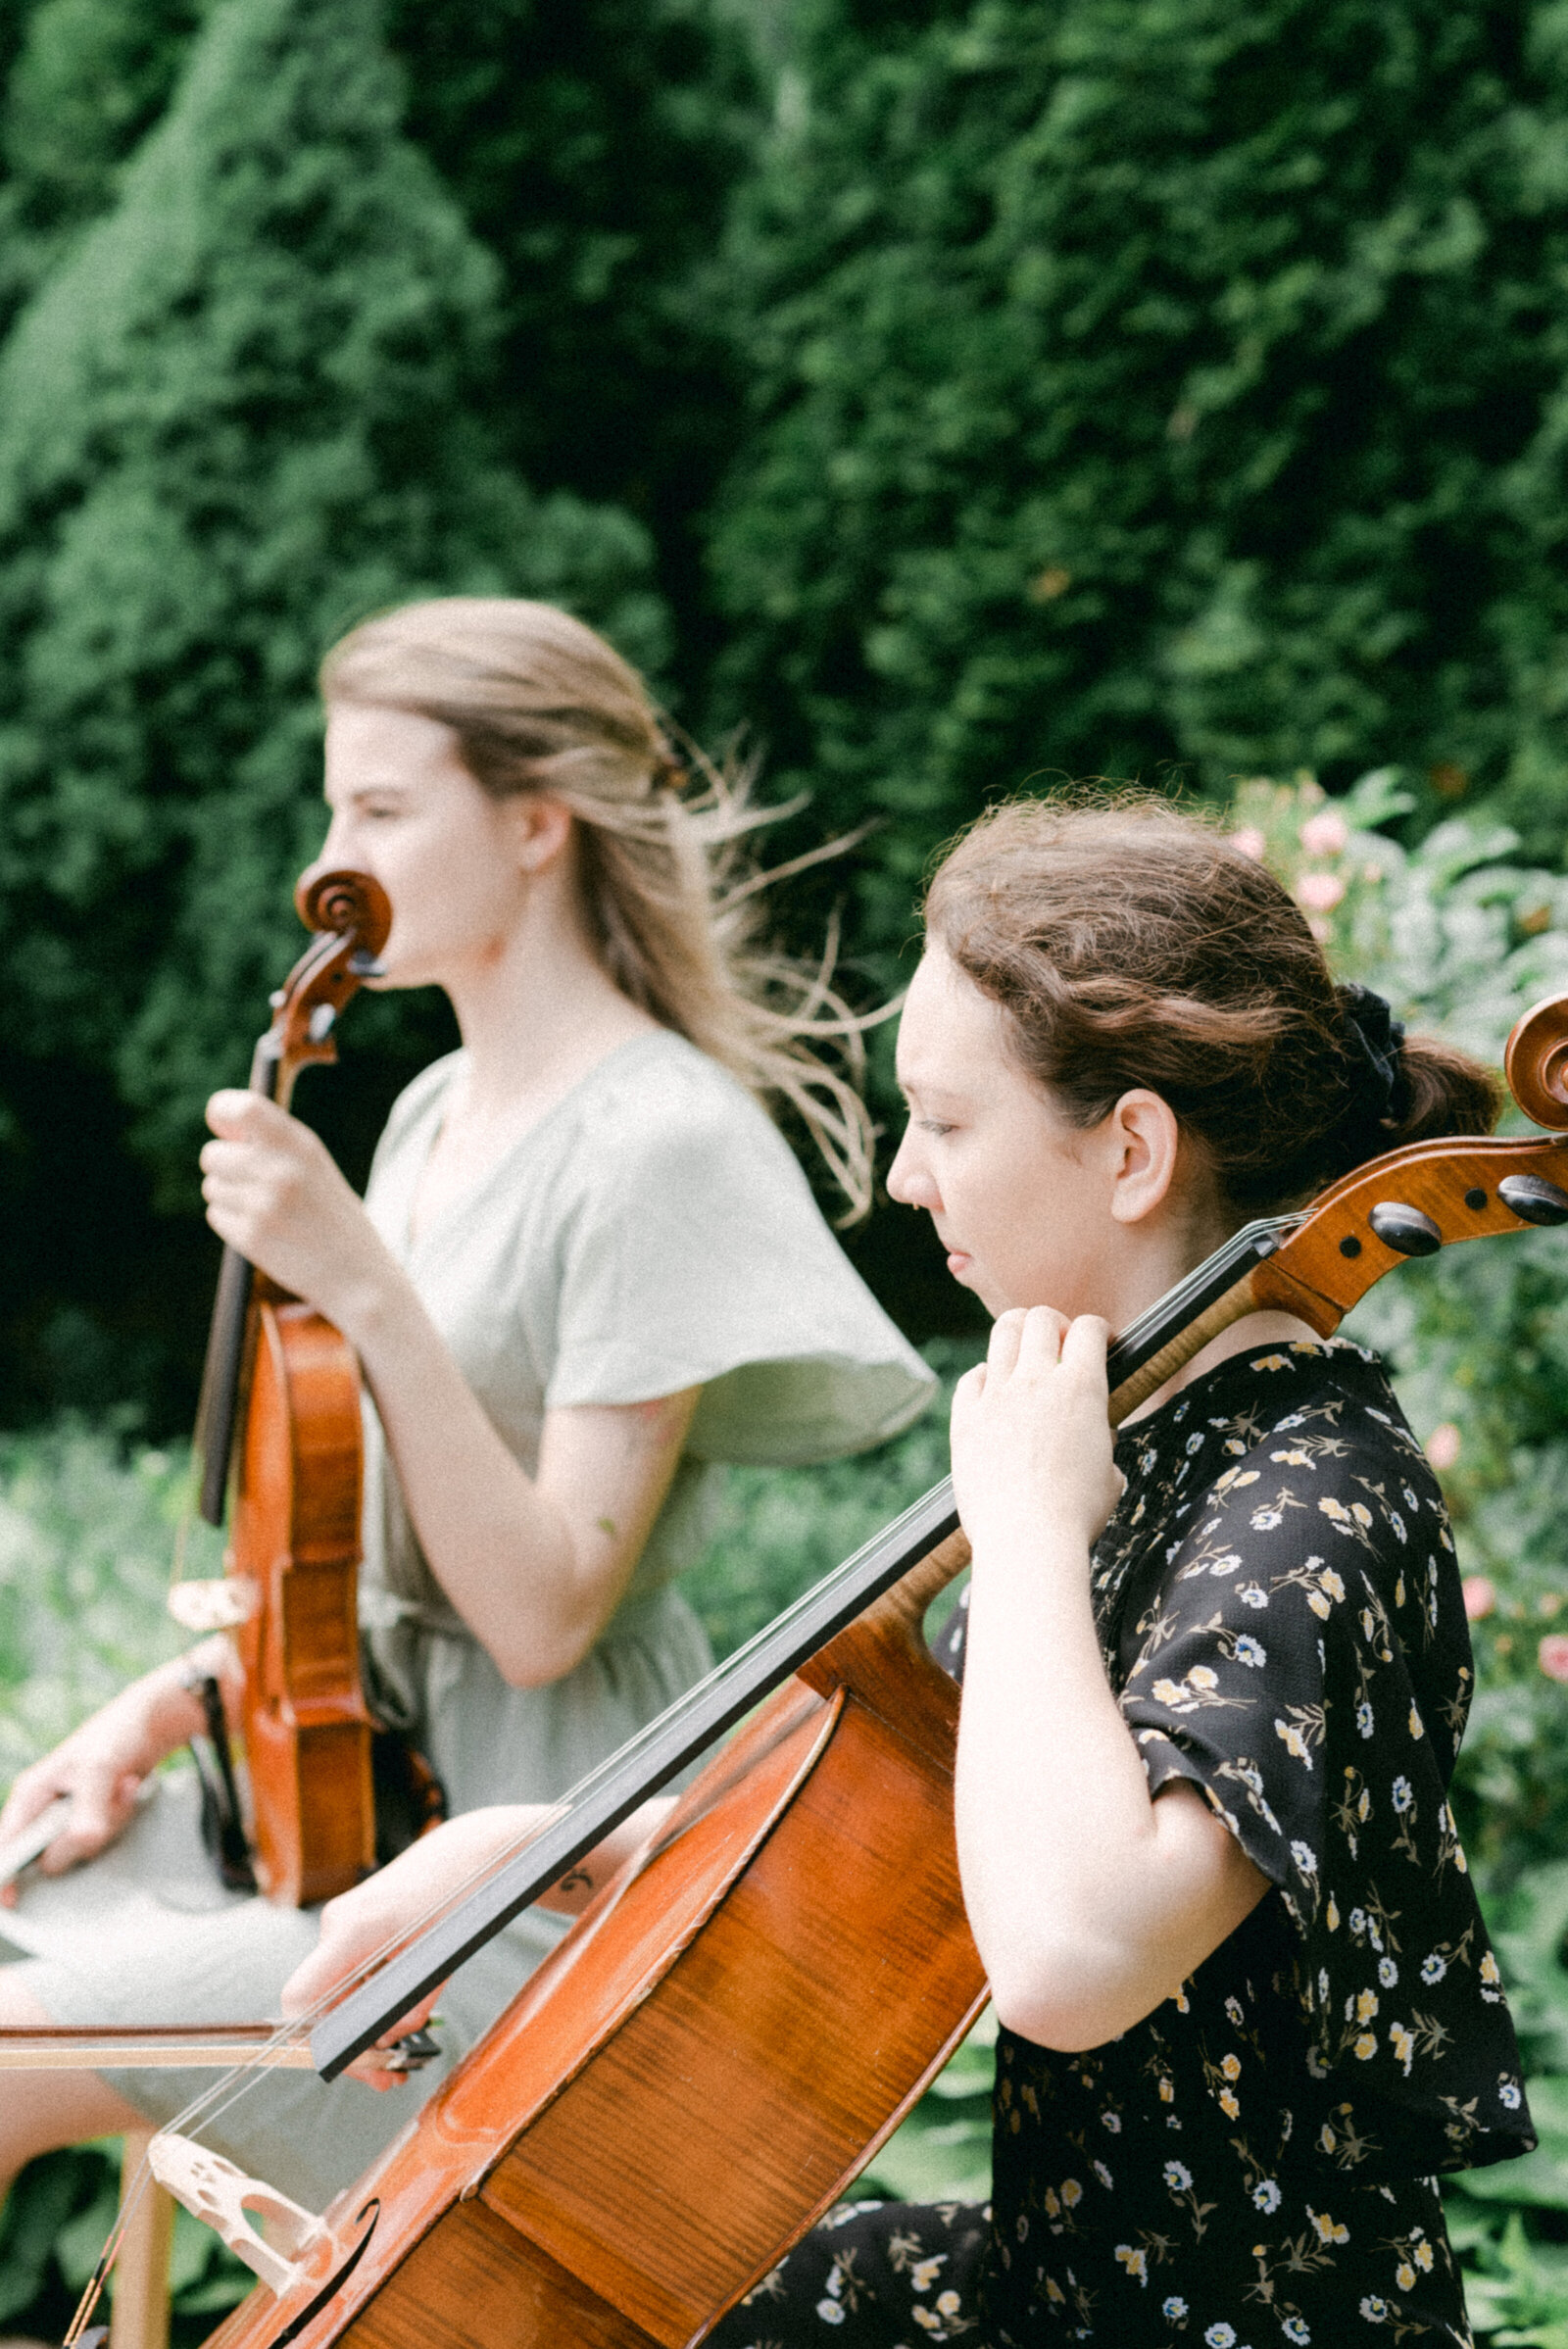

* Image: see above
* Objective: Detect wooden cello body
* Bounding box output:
[205,1532,985,2349]
[182,866,392,1906]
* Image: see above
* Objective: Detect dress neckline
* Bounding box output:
[401,1028,691,1257]
[1114,1334,1366,1456]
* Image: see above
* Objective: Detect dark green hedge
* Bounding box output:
[710,0,1568,970]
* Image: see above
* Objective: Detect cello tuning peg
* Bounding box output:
[1497,1173,1568,1227]
[348,951,385,978]
[308,1003,336,1042]
[1367,1201,1443,1257]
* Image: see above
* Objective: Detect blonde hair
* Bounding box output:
[320,597,876,1218]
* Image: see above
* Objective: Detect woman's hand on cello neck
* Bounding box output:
[950,1306,1122,1565]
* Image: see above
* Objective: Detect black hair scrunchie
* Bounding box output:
[1336,982,1410,1159]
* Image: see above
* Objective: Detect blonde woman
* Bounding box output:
[0,599,933,2208]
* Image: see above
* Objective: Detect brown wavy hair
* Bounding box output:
[321,597,876,1218]
[923,794,1500,1214]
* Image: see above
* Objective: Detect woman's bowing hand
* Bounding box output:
[279,1797,676,2087]
[0,1642,235,1907]
[949,1307,1122,1572]
[201,1089,392,1334]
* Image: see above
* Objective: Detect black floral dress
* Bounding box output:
[712,1341,1534,2349]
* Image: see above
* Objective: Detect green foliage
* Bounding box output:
[683,1336,976,1653]
[0,1418,220,1775]
[382,0,758,675]
[0,0,665,1212]
[710,0,1568,982]
[0,0,201,320]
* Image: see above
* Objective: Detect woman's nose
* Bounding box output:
[301,815,353,887]
[887,1129,936,1210]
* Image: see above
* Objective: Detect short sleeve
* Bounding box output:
[543,1044,935,1466]
[1117,1411,1533,2175]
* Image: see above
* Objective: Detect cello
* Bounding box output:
[174,866,392,1907]
[44,985,1568,2349]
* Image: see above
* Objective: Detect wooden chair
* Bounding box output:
[108,2132,173,2349]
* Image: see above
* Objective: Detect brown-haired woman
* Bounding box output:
[0,599,933,2212]
[699,793,1534,2345]
[305,791,1531,2340]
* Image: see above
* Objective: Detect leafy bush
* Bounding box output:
[710,0,1568,994]
[0,0,664,1201]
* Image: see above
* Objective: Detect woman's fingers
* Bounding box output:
[205,1089,295,1142]
[1014,1306,1072,1373]
[0,1768,61,1846]
[42,1770,142,1873]
[986,1307,1028,1378]
[1056,1313,1110,1380]
[281,1891,448,2091]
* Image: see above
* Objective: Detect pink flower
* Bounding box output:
[1227,826,1268,861]
[1297,871,1347,911]
[1425,1422,1462,1471]
[1540,1635,1568,1684]
[1462,1577,1496,1623]
[1299,810,1350,856]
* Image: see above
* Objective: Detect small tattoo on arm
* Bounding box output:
[596,1515,617,1540]
[558,1866,592,1895]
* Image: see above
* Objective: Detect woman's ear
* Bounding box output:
[506,794,574,877]
[1105,1089,1182,1226]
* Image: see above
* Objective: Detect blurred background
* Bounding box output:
[9,0,1568,2335]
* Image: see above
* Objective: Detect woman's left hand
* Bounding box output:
[950,1307,1122,1568]
[201,1090,385,1328]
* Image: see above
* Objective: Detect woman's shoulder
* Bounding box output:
[575,1029,772,1127]
[1103,1340,1457,1700]
[1122,1339,1430,1500]
[560,1030,808,1190]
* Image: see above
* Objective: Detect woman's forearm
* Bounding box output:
[340,1268,593,1679]
[956,1536,1259,2049]
[199,1089,664,1683]
[336,1261,697,1687]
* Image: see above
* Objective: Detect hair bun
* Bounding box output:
[1334,983,1410,1161]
